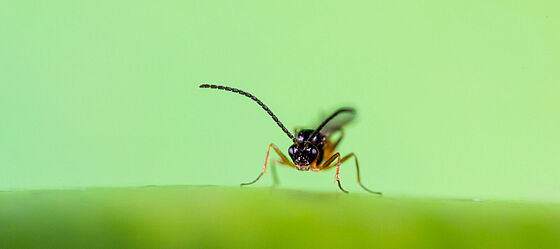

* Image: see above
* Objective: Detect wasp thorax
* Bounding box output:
[288,143,318,169]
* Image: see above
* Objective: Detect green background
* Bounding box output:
[1,0,559,202]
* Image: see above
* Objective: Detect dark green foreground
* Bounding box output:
[1,186,559,249]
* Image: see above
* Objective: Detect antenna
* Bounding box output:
[306,108,355,143]
[199,84,296,143]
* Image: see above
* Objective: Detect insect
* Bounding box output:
[199,84,382,195]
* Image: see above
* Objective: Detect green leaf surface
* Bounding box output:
[1,186,559,249]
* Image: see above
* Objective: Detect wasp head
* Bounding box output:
[288,143,318,171]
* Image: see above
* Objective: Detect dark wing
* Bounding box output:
[309,108,356,139]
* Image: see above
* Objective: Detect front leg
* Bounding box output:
[241,143,295,186]
[318,153,348,193]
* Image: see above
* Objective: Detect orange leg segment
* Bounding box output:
[240,143,295,186]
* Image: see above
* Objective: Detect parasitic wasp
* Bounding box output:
[199,84,381,195]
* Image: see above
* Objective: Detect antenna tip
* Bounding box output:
[199,84,210,88]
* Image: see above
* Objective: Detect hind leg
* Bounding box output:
[318,153,382,195]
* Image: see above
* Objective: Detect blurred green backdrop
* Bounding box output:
[1,0,559,202]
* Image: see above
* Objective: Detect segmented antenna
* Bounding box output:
[307,108,355,143]
[199,84,296,142]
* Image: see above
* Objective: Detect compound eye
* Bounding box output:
[288,146,296,155]
[307,146,318,162]
[310,147,317,155]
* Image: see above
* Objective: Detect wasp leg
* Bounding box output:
[319,153,382,195]
[271,158,296,186]
[318,153,348,193]
[340,153,382,195]
[270,159,280,186]
[241,143,295,186]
